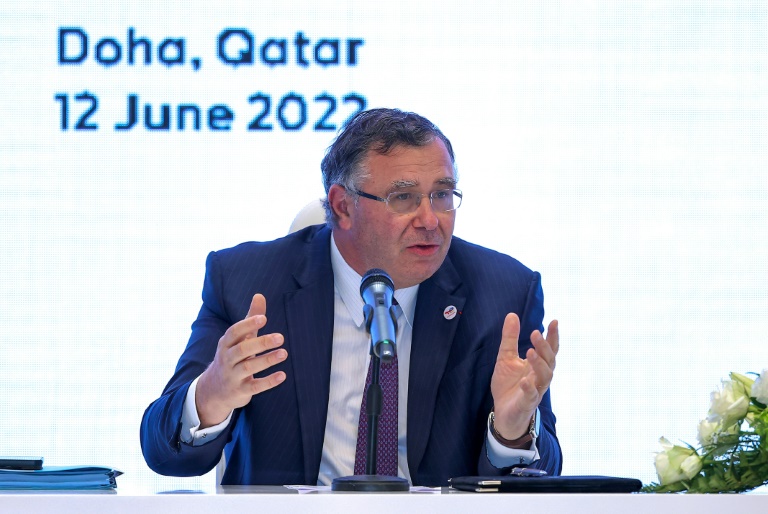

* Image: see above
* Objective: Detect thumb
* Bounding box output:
[246,293,267,319]
[497,313,521,362]
[244,293,267,338]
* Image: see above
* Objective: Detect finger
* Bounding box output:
[230,332,284,366]
[222,294,270,350]
[244,293,267,339]
[220,314,268,350]
[530,330,557,370]
[546,319,560,355]
[246,370,287,396]
[497,313,521,362]
[526,347,554,390]
[233,345,288,381]
[246,293,267,320]
[518,372,543,402]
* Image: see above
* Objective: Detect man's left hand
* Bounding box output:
[490,314,559,440]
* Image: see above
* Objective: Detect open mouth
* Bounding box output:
[407,244,440,256]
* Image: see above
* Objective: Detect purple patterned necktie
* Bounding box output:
[353,306,401,476]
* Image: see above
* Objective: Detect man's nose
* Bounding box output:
[412,195,439,230]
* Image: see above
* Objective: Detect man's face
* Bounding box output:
[334,139,457,289]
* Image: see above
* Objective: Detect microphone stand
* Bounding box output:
[331,306,409,492]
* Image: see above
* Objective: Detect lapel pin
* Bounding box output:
[443,305,457,320]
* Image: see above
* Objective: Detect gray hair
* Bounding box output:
[321,108,456,225]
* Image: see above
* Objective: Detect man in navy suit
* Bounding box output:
[141,108,562,486]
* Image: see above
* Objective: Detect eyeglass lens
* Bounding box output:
[387,189,461,214]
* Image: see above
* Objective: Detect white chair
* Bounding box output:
[288,198,327,233]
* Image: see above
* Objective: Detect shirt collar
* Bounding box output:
[330,233,418,328]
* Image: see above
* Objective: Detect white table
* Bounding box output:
[1,484,766,513]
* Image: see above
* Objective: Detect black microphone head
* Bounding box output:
[360,268,394,297]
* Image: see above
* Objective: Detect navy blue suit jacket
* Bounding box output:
[140,225,562,486]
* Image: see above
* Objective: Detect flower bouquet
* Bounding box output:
[643,369,768,493]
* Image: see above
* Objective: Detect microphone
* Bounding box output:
[360,268,398,363]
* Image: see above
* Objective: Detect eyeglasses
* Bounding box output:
[350,188,463,214]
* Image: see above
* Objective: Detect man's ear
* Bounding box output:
[328,184,353,230]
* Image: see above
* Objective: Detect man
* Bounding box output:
[141,108,562,487]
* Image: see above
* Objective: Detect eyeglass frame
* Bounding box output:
[348,187,463,214]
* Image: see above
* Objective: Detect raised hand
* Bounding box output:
[195,293,287,428]
[490,313,559,440]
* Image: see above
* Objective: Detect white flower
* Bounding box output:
[752,370,768,404]
[697,418,719,446]
[680,454,703,479]
[708,379,750,427]
[649,370,768,493]
[655,453,683,485]
[654,437,701,485]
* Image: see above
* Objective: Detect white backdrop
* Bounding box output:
[1,0,766,490]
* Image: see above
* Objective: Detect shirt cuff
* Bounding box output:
[485,423,540,468]
[180,375,233,446]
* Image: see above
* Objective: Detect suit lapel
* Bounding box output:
[407,254,465,476]
[284,227,335,484]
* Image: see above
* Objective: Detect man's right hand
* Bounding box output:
[195,293,287,428]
